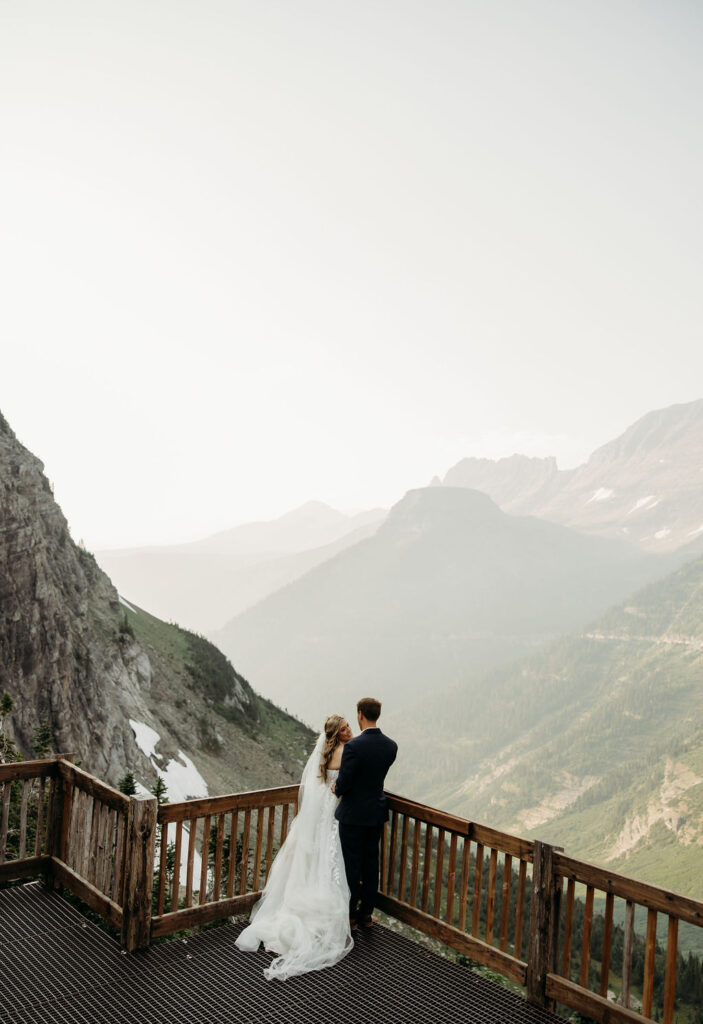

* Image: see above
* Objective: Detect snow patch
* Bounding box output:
[688,523,703,537]
[627,495,658,515]
[160,751,209,803]
[586,487,614,504]
[129,721,208,801]
[129,722,209,887]
[654,528,671,540]
[119,595,137,613]
[129,720,161,760]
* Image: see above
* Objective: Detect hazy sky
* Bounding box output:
[2,1,702,548]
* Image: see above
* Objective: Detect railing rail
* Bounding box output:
[546,851,703,1024]
[0,757,156,950]
[151,784,299,938]
[49,759,132,930]
[377,792,534,986]
[3,758,703,1022]
[0,758,57,882]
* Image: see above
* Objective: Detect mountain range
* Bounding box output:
[443,400,703,552]
[5,396,703,906]
[214,485,675,727]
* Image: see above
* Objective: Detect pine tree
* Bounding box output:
[32,721,54,759]
[151,776,168,805]
[118,769,137,796]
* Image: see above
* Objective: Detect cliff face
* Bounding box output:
[0,410,312,792]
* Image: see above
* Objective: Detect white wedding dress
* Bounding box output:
[234,734,353,980]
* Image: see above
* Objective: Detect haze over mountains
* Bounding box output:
[215,486,668,726]
[6,397,703,903]
[97,502,386,633]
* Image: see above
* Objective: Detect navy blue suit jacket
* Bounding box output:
[334,728,398,827]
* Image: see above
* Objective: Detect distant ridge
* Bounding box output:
[442,399,703,551]
[215,485,665,727]
[97,502,386,633]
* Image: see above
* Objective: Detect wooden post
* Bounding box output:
[44,755,76,890]
[526,840,559,1009]
[121,793,158,952]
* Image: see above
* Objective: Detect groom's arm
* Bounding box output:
[333,740,359,797]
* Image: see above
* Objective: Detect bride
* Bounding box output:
[234,714,354,980]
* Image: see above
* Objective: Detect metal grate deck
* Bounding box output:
[1,883,568,1023]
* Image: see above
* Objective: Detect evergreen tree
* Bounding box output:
[118,769,137,796]
[32,721,54,759]
[151,776,168,805]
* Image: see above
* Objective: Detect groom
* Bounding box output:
[334,697,398,929]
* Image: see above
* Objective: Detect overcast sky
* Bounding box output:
[2,1,701,549]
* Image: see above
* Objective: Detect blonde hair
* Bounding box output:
[319,714,345,782]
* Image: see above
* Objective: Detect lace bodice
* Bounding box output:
[327,768,339,791]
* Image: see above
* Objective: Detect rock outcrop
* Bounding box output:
[0,410,312,792]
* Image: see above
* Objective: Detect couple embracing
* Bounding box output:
[235,698,397,980]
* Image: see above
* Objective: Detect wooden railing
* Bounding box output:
[546,851,703,1024]
[151,784,298,938]
[0,757,156,950]
[0,758,56,881]
[377,793,534,987]
[3,758,703,1023]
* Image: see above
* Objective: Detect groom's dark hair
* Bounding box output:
[357,697,381,722]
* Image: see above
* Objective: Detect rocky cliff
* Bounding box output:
[0,410,313,794]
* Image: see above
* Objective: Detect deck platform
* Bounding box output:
[1,883,568,1024]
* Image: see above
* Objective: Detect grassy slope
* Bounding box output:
[117,600,315,795]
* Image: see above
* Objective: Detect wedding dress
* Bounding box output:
[234,733,353,980]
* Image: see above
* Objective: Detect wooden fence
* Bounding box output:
[151,784,299,937]
[2,758,702,1024]
[377,792,534,987]
[546,850,703,1024]
[0,757,156,950]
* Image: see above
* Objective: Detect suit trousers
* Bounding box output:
[338,821,383,919]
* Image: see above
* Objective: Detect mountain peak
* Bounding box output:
[381,486,502,537]
[588,398,703,466]
[441,454,560,513]
[438,399,703,551]
[277,500,347,524]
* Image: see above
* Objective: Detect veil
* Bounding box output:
[235,732,353,980]
[294,731,327,824]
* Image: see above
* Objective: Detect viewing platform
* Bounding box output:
[2,757,702,1024]
[1,882,565,1024]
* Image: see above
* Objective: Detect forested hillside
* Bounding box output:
[393,552,703,898]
